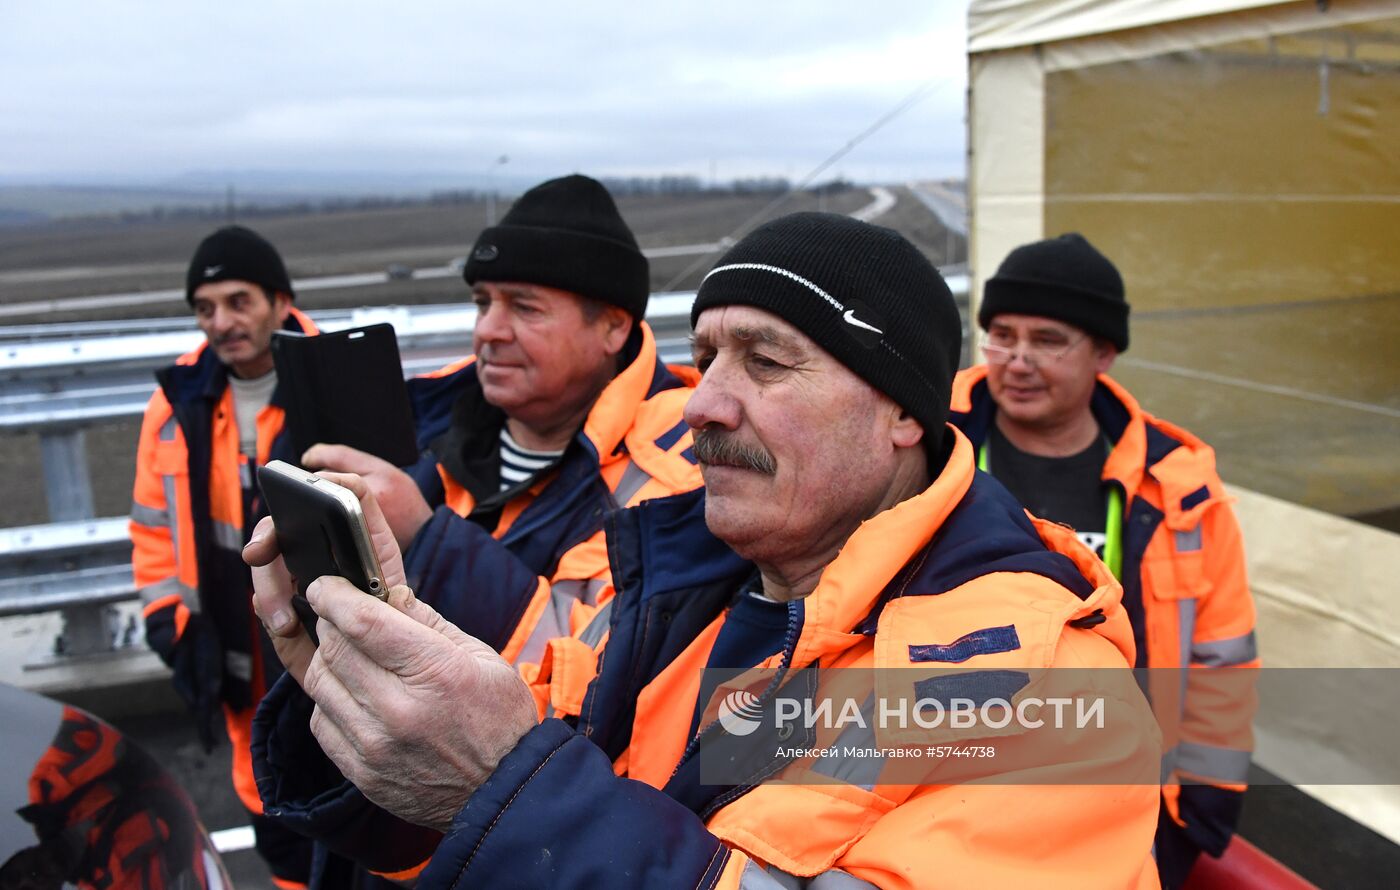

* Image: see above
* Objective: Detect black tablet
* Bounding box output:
[271,324,420,467]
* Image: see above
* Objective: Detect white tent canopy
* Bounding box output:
[970,0,1285,53]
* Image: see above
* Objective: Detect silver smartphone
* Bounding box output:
[257,460,388,601]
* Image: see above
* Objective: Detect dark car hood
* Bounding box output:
[0,682,230,888]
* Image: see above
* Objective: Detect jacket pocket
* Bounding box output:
[153,439,188,477]
[1142,538,1209,601]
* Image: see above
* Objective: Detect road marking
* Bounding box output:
[210,824,256,853]
[850,186,896,222]
[907,181,967,236]
[1118,357,1400,420]
[642,240,734,258]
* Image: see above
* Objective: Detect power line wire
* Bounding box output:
[660,75,952,292]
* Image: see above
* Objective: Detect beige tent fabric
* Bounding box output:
[967,0,1400,326]
[1233,487,1400,669]
[969,0,1289,53]
[966,50,1046,331]
[1235,485,1400,843]
[1036,1,1400,71]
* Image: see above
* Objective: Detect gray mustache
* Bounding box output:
[691,430,777,476]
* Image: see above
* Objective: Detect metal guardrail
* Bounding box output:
[0,304,475,433]
[0,293,700,628]
[0,280,967,644]
[0,294,732,433]
[0,518,132,617]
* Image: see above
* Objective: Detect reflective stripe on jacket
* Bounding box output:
[951,366,1258,855]
[130,307,317,813]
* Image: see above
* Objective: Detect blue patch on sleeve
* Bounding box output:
[654,420,689,451]
[909,625,1021,663]
[679,446,697,465]
[913,670,1031,708]
[1181,485,1211,511]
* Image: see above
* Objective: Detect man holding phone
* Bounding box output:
[278,175,705,883]
[303,174,704,669]
[129,225,317,889]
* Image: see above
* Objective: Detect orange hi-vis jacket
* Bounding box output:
[253,429,1164,889]
[130,307,317,818]
[951,366,1258,857]
[397,320,704,664]
[427,429,1161,888]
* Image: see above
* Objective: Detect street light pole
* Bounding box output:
[485,155,509,226]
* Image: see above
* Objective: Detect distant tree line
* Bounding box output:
[53,175,856,227]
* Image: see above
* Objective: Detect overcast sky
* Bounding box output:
[1,1,969,190]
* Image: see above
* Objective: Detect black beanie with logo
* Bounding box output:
[185,225,293,304]
[464,174,650,319]
[978,232,1129,352]
[690,212,962,450]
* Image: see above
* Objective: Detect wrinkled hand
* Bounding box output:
[244,470,407,685]
[303,444,433,550]
[301,578,538,832]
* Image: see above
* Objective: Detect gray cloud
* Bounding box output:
[1,1,968,185]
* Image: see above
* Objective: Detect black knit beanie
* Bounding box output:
[185,225,293,304]
[978,233,1129,352]
[464,175,649,319]
[691,212,961,450]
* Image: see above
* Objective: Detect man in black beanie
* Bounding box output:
[246,212,1161,888]
[300,173,699,626]
[131,224,318,886]
[254,175,706,883]
[951,232,1257,889]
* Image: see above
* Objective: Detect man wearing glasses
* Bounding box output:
[950,233,1258,890]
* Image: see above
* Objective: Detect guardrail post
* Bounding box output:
[37,429,122,658]
[40,430,95,522]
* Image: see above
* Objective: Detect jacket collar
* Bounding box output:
[951,365,1192,498]
[581,321,664,464]
[610,427,1106,673]
[785,429,977,672]
[423,320,685,494]
[1093,374,1149,495]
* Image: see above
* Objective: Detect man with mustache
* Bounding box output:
[247,213,1162,888]
[274,174,703,883]
[130,224,318,888]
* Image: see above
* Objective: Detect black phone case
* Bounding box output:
[256,464,383,600]
[271,324,420,467]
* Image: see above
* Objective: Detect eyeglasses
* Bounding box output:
[981,332,1086,367]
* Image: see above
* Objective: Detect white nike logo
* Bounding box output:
[842,309,883,335]
[204,264,222,277]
